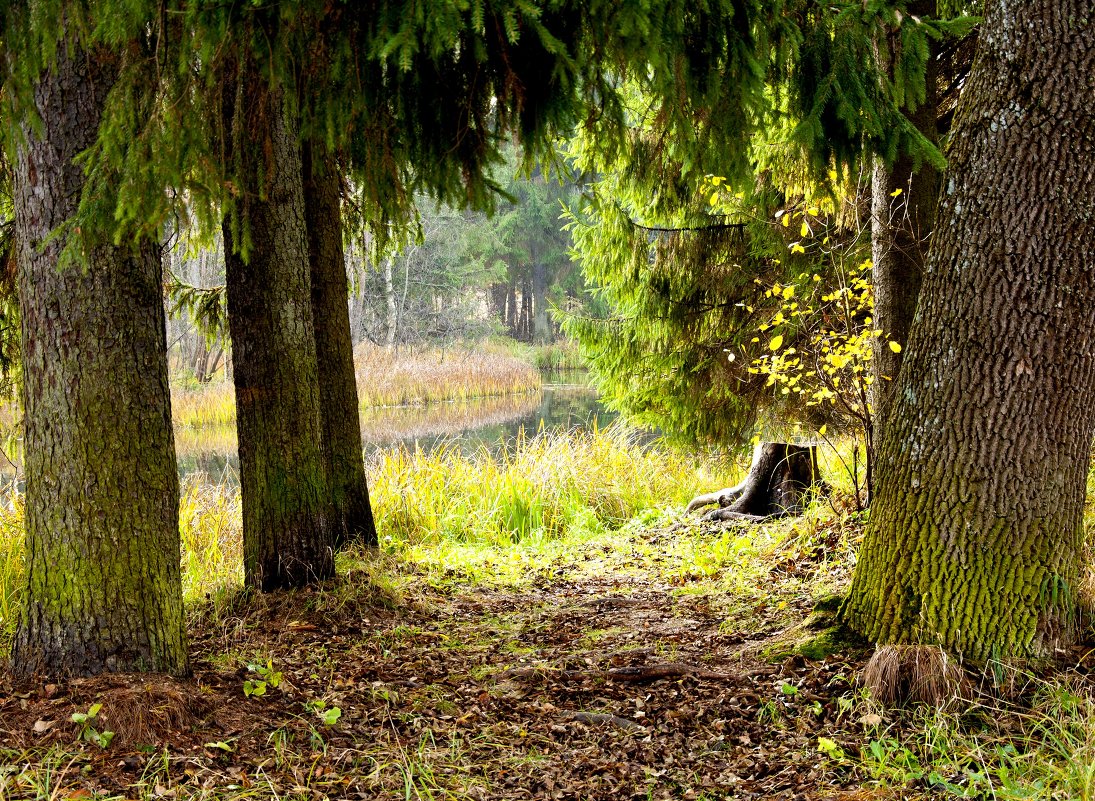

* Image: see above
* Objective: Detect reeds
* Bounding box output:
[170,345,543,429]
[354,344,541,408]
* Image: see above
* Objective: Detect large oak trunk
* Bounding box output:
[302,143,378,548]
[223,84,334,590]
[843,0,1095,660]
[12,43,188,677]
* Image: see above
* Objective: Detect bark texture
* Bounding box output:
[12,44,187,677]
[870,0,940,448]
[302,142,378,548]
[844,0,1095,660]
[687,443,822,522]
[224,85,334,590]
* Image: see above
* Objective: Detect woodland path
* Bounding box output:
[1,521,896,800]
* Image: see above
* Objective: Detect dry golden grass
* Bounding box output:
[170,345,542,429]
[863,644,971,708]
[354,344,541,407]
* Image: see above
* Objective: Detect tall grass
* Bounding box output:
[369,425,729,548]
[0,494,21,651]
[178,478,243,604]
[0,426,736,650]
[172,381,236,428]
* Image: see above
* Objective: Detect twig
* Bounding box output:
[497,662,738,684]
[562,711,645,732]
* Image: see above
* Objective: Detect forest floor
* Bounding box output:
[2,509,1095,800]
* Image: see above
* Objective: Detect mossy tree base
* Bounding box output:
[842,0,1095,661]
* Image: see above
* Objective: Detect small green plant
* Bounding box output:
[817,737,846,764]
[71,704,114,748]
[305,699,343,726]
[243,659,282,697]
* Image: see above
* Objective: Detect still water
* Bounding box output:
[174,379,614,487]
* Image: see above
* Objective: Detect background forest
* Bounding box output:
[2,0,1095,799]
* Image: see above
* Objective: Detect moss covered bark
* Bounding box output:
[12,41,188,677]
[302,143,378,549]
[223,81,334,590]
[844,0,1095,661]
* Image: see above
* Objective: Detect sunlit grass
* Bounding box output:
[0,425,737,647]
[172,380,236,428]
[852,677,1095,799]
[0,494,21,652]
[370,426,731,544]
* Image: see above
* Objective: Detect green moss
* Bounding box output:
[794,625,858,660]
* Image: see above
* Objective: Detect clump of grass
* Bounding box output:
[863,645,971,708]
[355,344,541,407]
[530,340,585,372]
[178,478,243,606]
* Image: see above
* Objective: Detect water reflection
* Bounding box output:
[175,381,613,487]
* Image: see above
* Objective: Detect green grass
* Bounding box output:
[849,677,1095,799]
[0,494,20,653]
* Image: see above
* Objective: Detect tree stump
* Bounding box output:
[686,442,823,522]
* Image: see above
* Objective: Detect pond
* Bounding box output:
[174,377,616,487]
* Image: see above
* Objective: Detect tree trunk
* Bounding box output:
[532,261,552,343]
[12,42,188,677]
[870,0,940,451]
[383,257,398,347]
[489,283,508,327]
[686,443,822,522]
[506,276,518,336]
[302,142,378,549]
[223,82,334,590]
[843,0,1095,661]
[520,275,533,341]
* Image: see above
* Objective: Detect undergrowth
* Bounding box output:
[5,432,1095,801]
[0,426,737,649]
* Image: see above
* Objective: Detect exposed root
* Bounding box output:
[685,484,747,514]
[686,442,823,522]
[862,645,971,708]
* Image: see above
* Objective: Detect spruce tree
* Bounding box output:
[303,143,378,549]
[7,13,187,677]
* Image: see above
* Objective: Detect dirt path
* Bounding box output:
[1,528,889,800]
